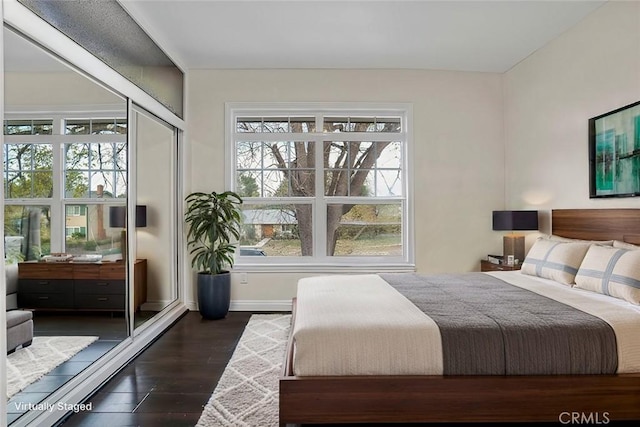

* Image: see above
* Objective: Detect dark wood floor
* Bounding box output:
[56,311,252,426]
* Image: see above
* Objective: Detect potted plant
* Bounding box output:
[185,190,243,319]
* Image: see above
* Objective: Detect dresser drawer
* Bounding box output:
[18,279,73,294]
[18,263,73,279]
[99,262,125,280]
[74,279,125,295]
[75,294,125,310]
[19,292,74,309]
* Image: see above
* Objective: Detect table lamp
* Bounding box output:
[109,205,147,260]
[492,210,538,263]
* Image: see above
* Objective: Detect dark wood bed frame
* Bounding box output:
[279,209,640,425]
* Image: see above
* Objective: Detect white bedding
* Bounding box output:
[293,274,443,376]
[292,272,640,376]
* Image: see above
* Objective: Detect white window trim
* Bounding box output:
[226,102,415,272]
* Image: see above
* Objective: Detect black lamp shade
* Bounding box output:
[492,210,538,231]
[109,205,147,228]
[135,205,147,227]
[109,206,126,228]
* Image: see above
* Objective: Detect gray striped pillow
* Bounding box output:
[520,238,591,285]
[575,245,640,305]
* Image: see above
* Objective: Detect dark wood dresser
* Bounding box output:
[18,259,147,312]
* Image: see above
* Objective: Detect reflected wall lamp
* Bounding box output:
[109,205,147,260]
[109,205,147,228]
[492,210,538,263]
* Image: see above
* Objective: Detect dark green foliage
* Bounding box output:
[185,191,243,275]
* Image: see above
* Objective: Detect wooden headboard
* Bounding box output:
[552,209,640,245]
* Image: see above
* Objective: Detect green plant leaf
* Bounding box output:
[185,190,243,274]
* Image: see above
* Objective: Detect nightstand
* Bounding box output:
[480,259,521,272]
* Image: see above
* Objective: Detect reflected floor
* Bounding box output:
[6,312,128,425]
[135,310,159,329]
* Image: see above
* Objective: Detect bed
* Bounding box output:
[279,209,640,425]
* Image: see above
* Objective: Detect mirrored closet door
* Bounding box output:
[4,26,130,425]
[130,104,179,332]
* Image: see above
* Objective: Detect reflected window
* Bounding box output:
[4,205,51,261]
[64,204,122,256]
[3,143,53,198]
[64,142,127,198]
[4,119,53,135]
[3,113,126,258]
[65,118,127,135]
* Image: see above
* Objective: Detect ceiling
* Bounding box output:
[119,0,607,73]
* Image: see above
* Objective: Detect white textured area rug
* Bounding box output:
[197,314,291,427]
[6,336,99,399]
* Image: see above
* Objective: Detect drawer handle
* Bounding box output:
[97,297,109,301]
[96,282,109,286]
[38,281,50,285]
[38,296,50,300]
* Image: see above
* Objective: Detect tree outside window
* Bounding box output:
[230,105,410,266]
[3,116,127,260]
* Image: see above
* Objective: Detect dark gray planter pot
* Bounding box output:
[197,271,231,320]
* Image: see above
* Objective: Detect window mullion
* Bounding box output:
[51,141,64,253]
[314,133,326,259]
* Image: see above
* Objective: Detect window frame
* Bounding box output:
[226,102,414,272]
[3,111,127,255]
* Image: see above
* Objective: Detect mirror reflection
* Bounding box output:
[132,105,178,330]
[3,27,129,424]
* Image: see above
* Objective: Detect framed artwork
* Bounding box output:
[589,100,640,198]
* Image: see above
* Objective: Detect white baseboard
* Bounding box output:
[186,299,292,312]
[231,299,292,312]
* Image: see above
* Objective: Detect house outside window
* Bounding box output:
[227,103,414,271]
[3,114,127,260]
[66,205,83,216]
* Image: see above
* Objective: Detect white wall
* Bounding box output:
[504,0,640,236]
[5,71,122,107]
[186,69,504,308]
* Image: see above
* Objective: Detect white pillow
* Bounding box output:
[613,240,639,250]
[520,238,591,285]
[575,245,640,305]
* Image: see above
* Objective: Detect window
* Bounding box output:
[4,143,54,198]
[228,103,412,269]
[64,142,127,198]
[4,119,53,135]
[66,205,83,216]
[65,117,127,135]
[3,114,127,261]
[65,226,84,237]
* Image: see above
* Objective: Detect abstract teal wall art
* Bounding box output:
[589,101,640,198]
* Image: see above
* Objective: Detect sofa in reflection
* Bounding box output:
[5,236,34,354]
